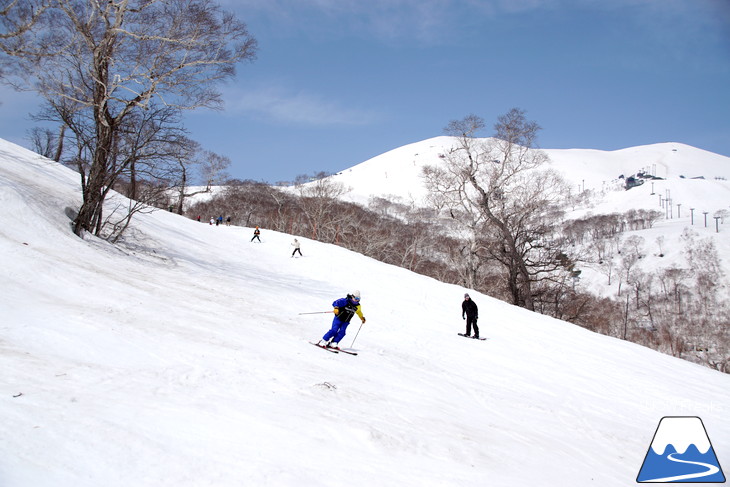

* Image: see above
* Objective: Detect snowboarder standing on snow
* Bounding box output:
[317,291,366,350]
[251,226,261,242]
[291,238,302,257]
[462,293,479,339]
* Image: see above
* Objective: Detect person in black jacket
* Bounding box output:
[251,226,261,242]
[461,293,479,339]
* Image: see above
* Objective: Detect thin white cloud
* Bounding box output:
[227,0,461,44]
[224,85,381,126]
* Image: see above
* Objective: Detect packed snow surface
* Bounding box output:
[1,139,728,487]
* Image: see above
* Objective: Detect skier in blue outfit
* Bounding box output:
[317,290,366,350]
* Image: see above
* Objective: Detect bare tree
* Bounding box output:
[682,229,724,313]
[0,0,54,77]
[423,109,570,311]
[113,105,185,200]
[27,122,67,163]
[27,126,57,158]
[170,138,210,215]
[295,173,350,241]
[201,150,232,189]
[618,235,643,297]
[2,0,257,237]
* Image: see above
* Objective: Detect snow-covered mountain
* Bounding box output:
[1,138,728,487]
[319,136,730,296]
[326,136,730,208]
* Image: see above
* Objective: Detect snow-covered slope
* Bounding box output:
[1,138,728,487]
[327,136,454,205]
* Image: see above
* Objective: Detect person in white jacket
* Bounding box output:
[291,238,303,257]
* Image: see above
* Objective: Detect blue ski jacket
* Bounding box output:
[332,297,365,324]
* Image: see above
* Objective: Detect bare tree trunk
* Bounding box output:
[623,293,630,340]
[53,124,65,162]
[74,48,114,235]
[176,165,187,215]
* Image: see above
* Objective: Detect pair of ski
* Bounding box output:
[310,342,358,355]
[458,333,486,341]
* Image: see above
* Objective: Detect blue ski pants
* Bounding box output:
[323,317,350,344]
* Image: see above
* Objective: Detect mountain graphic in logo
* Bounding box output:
[637,416,725,483]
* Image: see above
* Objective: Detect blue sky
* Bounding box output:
[1,0,729,183]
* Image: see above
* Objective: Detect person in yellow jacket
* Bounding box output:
[317,291,365,350]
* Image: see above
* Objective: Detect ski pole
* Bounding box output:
[350,322,364,348]
[297,311,333,315]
